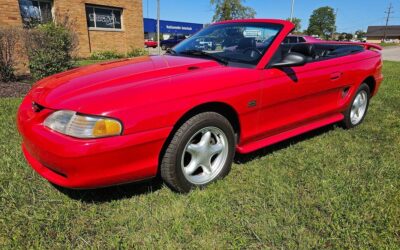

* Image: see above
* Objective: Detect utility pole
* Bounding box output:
[157,0,161,55]
[383,3,394,41]
[290,0,295,21]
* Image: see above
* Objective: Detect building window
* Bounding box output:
[85,5,122,30]
[19,0,53,25]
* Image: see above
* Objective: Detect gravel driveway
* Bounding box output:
[381,46,400,61]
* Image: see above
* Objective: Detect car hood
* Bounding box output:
[30,55,222,112]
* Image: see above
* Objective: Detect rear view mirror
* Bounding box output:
[271,52,307,68]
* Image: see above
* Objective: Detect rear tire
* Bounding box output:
[161,112,235,193]
[341,83,370,129]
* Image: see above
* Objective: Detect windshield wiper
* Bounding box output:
[179,50,228,65]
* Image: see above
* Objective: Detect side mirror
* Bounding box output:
[271,52,307,68]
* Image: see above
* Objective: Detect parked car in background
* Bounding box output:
[144,40,158,48]
[283,35,322,44]
[18,19,383,193]
[160,34,187,50]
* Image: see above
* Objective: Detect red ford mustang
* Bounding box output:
[144,40,158,48]
[18,19,383,192]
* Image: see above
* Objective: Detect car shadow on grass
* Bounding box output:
[53,178,164,203]
[55,124,338,203]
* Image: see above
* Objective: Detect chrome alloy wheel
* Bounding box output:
[181,126,229,185]
[350,90,368,125]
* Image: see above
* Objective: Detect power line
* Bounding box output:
[383,2,394,40]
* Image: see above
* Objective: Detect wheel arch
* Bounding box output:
[157,102,241,173]
[176,102,240,136]
[362,76,376,96]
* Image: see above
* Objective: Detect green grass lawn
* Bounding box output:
[380,42,400,48]
[1,62,399,249]
[74,59,108,67]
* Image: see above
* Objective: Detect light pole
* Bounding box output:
[157,0,161,55]
[147,0,149,18]
[290,0,295,21]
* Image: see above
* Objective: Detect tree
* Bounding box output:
[355,30,366,39]
[210,0,256,22]
[306,6,336,39]
[345,33,354,41]
[338,32,346,41]
[286,17,302,34]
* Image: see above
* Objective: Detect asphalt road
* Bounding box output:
[146,47,165,55]
[381,46,400,61]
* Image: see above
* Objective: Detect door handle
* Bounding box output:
[330,72,343,81]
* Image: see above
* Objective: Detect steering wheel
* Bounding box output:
[242,48,262,57]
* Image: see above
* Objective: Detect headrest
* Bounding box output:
[237,38,256,50]
[290,43,315,57]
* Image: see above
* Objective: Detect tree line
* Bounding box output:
[210,0,366,40]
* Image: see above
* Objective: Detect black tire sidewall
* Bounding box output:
[164,113,235,192]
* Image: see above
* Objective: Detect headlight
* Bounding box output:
[44,110,122,139]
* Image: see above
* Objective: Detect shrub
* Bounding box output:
[0,27,20,82]
[25,21,77,80]
[127,48,149,57]
[89,51,124,60]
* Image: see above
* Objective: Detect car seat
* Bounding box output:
[237,38,256,50]
[289,43,316,62]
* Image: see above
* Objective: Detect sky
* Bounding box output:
[143,0,400,33]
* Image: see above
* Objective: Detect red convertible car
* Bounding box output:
[144,39,158,48]
[18,19,383,193]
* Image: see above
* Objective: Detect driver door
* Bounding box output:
[253,23,342,140]
[257,62,333,139]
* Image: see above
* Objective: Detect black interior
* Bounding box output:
[269,43,365,66]
[237,38,256,50]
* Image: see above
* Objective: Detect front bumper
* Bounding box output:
[17,94,171,189]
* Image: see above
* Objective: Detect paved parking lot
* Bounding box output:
[381,46,400,61]
[145,47,166,56]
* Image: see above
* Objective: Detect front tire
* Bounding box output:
[341,83,370,129]
[161,112,235,193]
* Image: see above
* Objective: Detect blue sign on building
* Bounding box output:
[144,18,204,35]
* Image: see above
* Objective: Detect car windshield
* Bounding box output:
[173,22,283,66]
